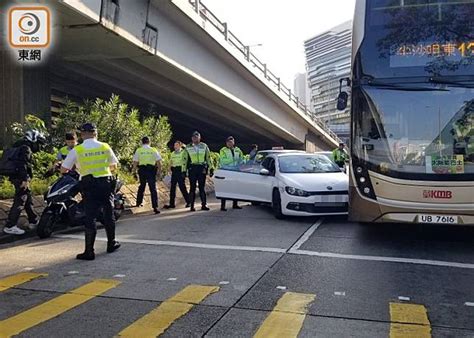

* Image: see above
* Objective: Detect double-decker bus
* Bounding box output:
[339,0,474,225]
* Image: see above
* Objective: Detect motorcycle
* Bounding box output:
[37,173,125,239]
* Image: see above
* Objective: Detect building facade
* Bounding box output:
[304,20,352,141]
[293,72,311,109]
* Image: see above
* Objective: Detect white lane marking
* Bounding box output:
[334,291,346,296]
[465,302,474,307]
[288,249,474,270]
[289,218,324,251]
[55,234,287,254]
[167,278,177,281]
[113,274,126,278]
[23,267,34,271]
[276,286,287,290]
[398,296,411,301]
[54,234,474,270]
[219,281,230,285]
[68,271,79,275]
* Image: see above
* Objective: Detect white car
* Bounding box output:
[214,152,349,219]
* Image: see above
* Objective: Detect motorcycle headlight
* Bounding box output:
[285,186,310,197]
[57,184,73,195]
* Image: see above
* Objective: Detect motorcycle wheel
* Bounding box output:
[37,212,56,239]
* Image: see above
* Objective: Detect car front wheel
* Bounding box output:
[272,189,285,220]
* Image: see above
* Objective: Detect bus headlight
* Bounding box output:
[352,157,377,200]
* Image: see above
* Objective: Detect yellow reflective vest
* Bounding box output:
[171,150,187,172]
[135,146,159,166]
[59,146,71,160]
[185,142,211,167]
[219,146,244,167]
[332,148,348,163]
[75,142,113,178]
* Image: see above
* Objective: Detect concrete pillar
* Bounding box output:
[0,50,23,147]
[305,131,331,152]
[0,50,50,147]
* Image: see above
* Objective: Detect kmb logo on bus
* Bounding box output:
[423,190,453,199]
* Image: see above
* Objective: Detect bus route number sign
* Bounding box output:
[426,155,464,174]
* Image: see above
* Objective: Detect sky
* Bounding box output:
[203,0,356,88]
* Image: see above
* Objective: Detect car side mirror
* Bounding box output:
[259,168,270,176]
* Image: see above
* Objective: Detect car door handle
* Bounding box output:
[214,176,225,180]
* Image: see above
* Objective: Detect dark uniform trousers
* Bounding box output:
[169,166,189,207]
[5,179,37,227]
[137,165,158,209]
[188,164,207,207]
[82,176,115,233]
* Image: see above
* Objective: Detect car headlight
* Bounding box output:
[285,186,310,197]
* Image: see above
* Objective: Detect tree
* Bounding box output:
[52,94,173,164]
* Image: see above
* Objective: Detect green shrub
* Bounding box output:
[51,95,174,176]
[9,114,48,141]
[0,176,57,199]
[210,151,220,169]
[117,168,137,185]
[0,179,15,199]
[30,177,57,196]
[32,151,58,178]
[1,94,175,200]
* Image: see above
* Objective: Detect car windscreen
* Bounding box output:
[278,155,341,173]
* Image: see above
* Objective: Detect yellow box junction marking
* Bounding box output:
[0,279,120,338]
[0,272,47,292]
[254,292,315,338]
[390,302,431,338]
[118,284,219,337]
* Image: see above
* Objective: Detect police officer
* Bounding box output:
[164,140,190,209]
[184,131,212,212]
[332,142,348,168]
[57,132,77,162]
[61,123,120,260]
[249,144,258,162]
[132,136,162,214]
[219,136,244,211]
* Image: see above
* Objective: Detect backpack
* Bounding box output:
[0,147,22,177]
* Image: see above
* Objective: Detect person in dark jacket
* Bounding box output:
[3,130,46,235]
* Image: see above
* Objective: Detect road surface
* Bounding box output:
[1,198,473,337]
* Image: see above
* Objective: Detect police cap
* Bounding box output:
[80,123,97,132]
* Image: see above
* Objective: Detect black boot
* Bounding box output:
[105,225,121,253]
[76,231,96,260]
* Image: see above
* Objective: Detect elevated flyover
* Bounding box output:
[0,0,340,150]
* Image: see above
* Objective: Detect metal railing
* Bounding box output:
[188,0,341,144]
